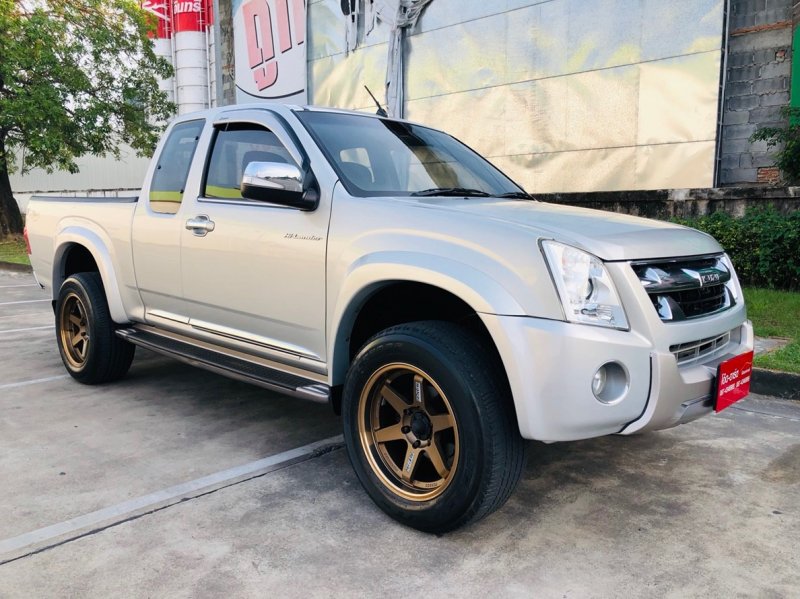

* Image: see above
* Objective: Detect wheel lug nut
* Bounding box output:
[401,426,411,434]
[412,440,421,448]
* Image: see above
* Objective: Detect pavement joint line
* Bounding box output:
[0,375,70,390]
[0,284,38,288]
[0,313,50,320]
[0,325,54,334]
[0,299,50,306]
[728,405,800,422]
[0,435,345,565]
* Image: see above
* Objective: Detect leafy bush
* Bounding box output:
[750,106,800,184]
[673,207,800,290]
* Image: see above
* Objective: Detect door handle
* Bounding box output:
[185,215,215,236]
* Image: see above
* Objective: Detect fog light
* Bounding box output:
[592,367,607,396]
[591,361,629,404]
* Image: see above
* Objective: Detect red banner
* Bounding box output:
[141,0,171,38]
[173,0,214,33]
[141,1,214,38]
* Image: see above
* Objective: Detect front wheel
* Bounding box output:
[56,272,135,384]
[342,321,526,533]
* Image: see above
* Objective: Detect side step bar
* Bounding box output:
[116,326,330,404]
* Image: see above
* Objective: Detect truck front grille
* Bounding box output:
[631,254,735,322]
[670,331,732,366]
[656,284,728,318]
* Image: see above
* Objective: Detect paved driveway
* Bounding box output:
[0,269,798,597]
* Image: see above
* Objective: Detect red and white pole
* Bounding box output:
[173,0,213,114]
[141,1,174,105]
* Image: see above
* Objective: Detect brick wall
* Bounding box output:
[719,0,793,185]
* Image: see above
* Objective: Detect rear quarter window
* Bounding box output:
[149,119,205,214]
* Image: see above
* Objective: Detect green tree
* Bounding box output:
[749,106,800,184]
[0,0,174,237]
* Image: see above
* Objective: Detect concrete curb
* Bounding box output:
[751,368,800,400]
[0,261,32,272]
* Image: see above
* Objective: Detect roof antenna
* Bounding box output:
[364,85,388,117]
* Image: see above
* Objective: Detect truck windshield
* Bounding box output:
[295,110,527,199]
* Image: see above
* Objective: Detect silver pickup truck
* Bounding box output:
[26,104,754,532]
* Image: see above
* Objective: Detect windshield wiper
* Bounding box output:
[497,191,533,200]
[411,187,492,197]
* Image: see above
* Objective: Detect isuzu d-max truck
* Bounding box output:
[25,104,754,532]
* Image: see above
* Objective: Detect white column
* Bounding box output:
[175,31,209,114]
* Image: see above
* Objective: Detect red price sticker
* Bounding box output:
[715,351,754,412]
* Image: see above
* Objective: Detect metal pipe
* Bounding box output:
[169,11,179,105]
[714,0,732,188]
[205,22,213,107]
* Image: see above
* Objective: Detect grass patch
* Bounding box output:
[743,287,800,374]
[0,236,30,266]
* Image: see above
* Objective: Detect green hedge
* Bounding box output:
[673,207,800,291]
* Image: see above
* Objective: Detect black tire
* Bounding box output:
[342,320,526,533]
[55,272,135,384]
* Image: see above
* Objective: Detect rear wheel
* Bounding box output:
[342,321,526,533]
[56,272,135,384]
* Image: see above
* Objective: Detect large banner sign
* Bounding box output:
[233,0,307,103]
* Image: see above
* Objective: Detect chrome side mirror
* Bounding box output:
[240,161,318,210]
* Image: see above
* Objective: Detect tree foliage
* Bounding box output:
[674,207,800,291]
[0,0,174,236]
[749,106,800,185]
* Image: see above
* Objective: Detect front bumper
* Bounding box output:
[480,313,754,442]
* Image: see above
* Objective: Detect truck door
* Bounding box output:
[131,118,205,323]
[179,111,331,366]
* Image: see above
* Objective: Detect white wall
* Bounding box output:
[9,147,150,213]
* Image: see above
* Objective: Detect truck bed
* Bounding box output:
[25,195,141,322]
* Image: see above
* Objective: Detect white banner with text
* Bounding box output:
[234,0,307,104]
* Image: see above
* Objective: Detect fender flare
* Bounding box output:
[52,225,129,324]
[328,252,526,384]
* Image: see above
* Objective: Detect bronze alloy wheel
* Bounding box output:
[344,322,527,532]
[59,291,90,370]
[55,273,135,384]
[358,363,460,501]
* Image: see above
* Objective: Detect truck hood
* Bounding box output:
[404,197,722,261]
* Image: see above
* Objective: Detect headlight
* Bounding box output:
[719,253,741,302]
[541,240,629,330]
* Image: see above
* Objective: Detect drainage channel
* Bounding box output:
[0,435,344,565]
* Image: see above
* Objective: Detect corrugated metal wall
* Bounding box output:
[9,148,151,212]
[307,0,726,193]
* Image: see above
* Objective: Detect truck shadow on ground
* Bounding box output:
[102,348,341,455]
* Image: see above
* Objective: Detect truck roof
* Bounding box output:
[171,103,413,126]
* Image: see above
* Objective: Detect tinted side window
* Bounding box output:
[149,120,204,214]
[204,124,296,200]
